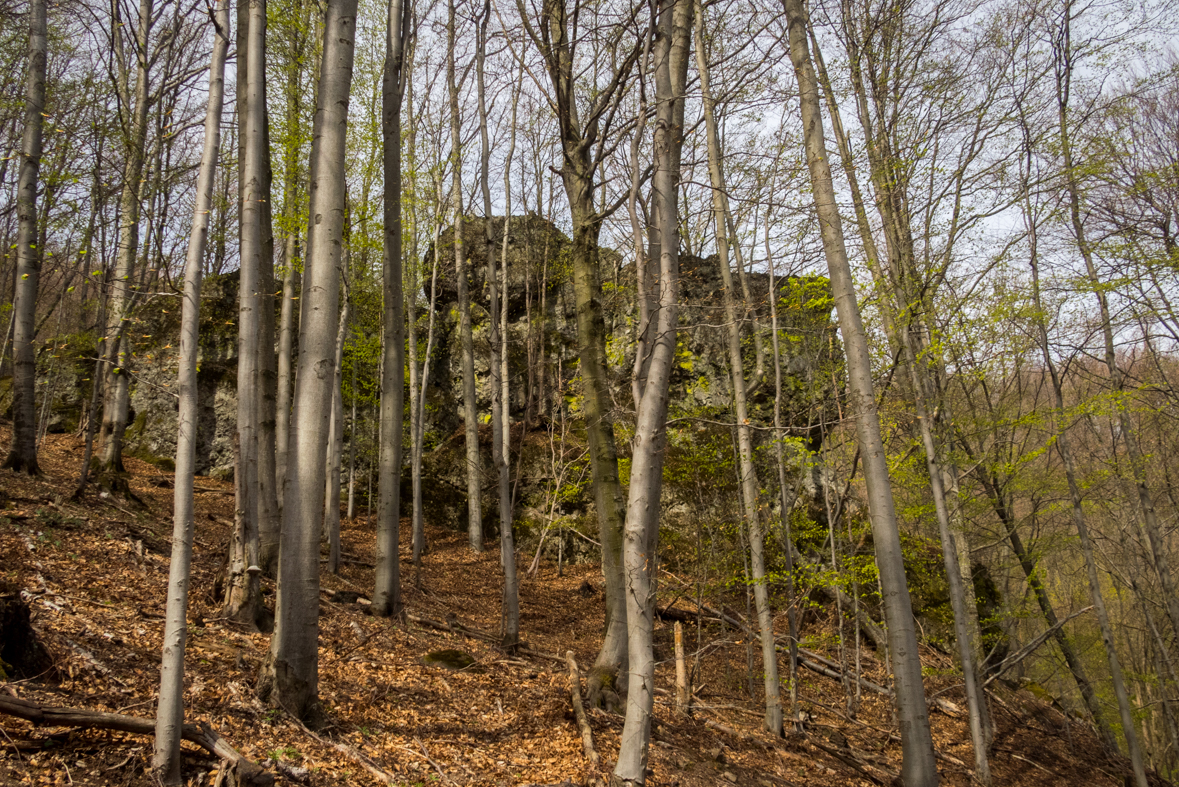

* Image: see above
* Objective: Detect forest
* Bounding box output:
[0,0,1177,783]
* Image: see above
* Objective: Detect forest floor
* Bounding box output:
[0,429,1156,787]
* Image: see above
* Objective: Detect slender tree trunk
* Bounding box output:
[260,0,358,723]
[612,3,691,782]
[99,0,153,476]
[693,0,781,734]
[476,2,518,648]
[324,294,350,575]
[372,0,408,618]
[413,187,443,574]
[152,5,228,780]
[446,0,482,552]
[765,208,801,728]
[2,0,47,474]
[523,0,631,698]
[276,233,298,505]
[223,0,269,629]
[1028,230,1148,787]
[1054,14,1179,645]
[780,0,939,781]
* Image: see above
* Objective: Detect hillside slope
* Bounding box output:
[0,430,1150,786]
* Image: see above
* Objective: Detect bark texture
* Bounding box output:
[261,0,358,722]
[152,4,228,780]
[2,0,47,474]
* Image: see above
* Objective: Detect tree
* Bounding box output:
[780,0,940,781]
[693,0,781,735]
[372,0,410,619]
[612,1,691,782]
[447,0,483,553]
[516,0,643,704]
[223,0,270,630]
[3,0,48,474]
[152,2,229,780]
[98,0,154,480]
[260,0,358,722]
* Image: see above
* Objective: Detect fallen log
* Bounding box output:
[0,692,272,785]
[565,651,599,766]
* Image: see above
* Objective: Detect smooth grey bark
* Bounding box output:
[780,0,939,782]
[99,0,153,475]
[611,2,691,783]
[898,330,991,782]
[693,0,781,735]
[260,0,358,723]
[446,0,482,552]
[412,184,443,574]
[224,0,269,630]
[152,4,228,781]
[373,0,409,619]
[275,4,309,509]
[324,292,350,575]
[2,0,47,475]
[476,0,518,648]
[276,232,299,504]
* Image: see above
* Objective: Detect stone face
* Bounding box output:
[48,217,836,509]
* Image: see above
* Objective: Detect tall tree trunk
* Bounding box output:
[1054,9,1179,645]
[99,0,153,477]
[475,0,518,648]
[1028,218,1149,787]
[447,0,482,552]
[2,0,47,474]
[223,0,269,630]
[765,208,801,728]
[519,0,635,700]
[373,0,409,618]
[276,233,298,507]
[693,0,781,735]
[152,5,228,780]
[780,0,940,781]
[324,294,350,575]
[413,185,443,574]
[257,100,281,574]
[260,0,358,723]
[612,2,691,782]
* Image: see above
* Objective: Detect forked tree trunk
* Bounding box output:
[611,2,691,783]
[260,0,358,723]
[2,0,47,475]
[780,0,939,781]
[152,4,229,780]
[372,0,409,619]
[520,0,633,698]
[693,0,781,735]
[447,0,482,552]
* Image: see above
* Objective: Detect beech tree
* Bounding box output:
[780,0,940,781]
[3,0,47,475]
[372,0,410,619]
[152,2,229,781]
[261,0,359,721]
